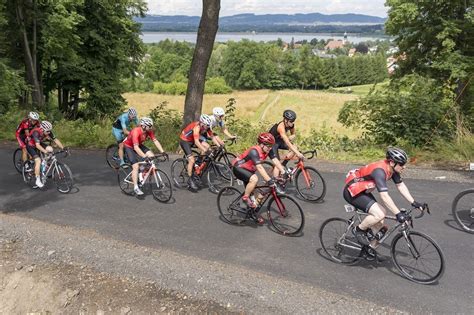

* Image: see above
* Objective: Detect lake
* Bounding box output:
[140,32,388,44]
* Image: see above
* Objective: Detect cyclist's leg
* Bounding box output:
[112,128,125,163]
[17,135,27,162]
[269,142,284,177]
[180,140,195,177]
[200,140,210,154]
[343,187,379,243]
[124,146,139,186]
[278,141,293,167]
[233,167,256,206]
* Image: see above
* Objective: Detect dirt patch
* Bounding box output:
[0,236,234,314]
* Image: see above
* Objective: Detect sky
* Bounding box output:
[146,0,388,18]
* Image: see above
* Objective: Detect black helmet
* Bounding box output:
[386,147,408,165]
[283,109,296,121]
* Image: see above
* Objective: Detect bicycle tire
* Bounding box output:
[52,162,74,193]
[391,231,445,284]
[217,186,247,225]
[207,161,233,194]
[452,189,474,234]
[217,152,237,167]
[106,144,121,169]
[118,164,134,195]
[267,194,304,236]
[171,158,190,189]
[147,168,173,203]
[13,148,23,173]
[319,218,361,264]
[22,161,36,187]
[295,166,326,202]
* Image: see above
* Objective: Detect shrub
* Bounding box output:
[205,77,232,94]
[148,101,182,151]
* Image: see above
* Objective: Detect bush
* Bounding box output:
[148,101,182,151]
[153,81,187,95]
[205,77,232,94]
[338,74,456,146]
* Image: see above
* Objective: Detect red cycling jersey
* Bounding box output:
[27,127,56,147]
[345,160,394,197]
[233,145,267,172]
[123,126,156,148]
[16,118,39,137]
[180,121,214,143]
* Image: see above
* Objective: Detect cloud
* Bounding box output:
[146,0,388,17]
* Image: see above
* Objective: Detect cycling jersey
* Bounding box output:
[209,115,225,130]
[233,145,267,172]
[345,160,402,197]
[123,127,156,148]
[27,127,56,147]
[112,113,138,131]
[16,118,39,137]
[180,121,214,143]
[269,121,294,143]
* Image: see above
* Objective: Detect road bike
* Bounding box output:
[13,139,53,173]
[262,150,326,202]
[22,149,74,193]
[319,205,445,284]
[452,188,474,233]
[171,146,233,194]
[117,153,172,202]
[217,182,305,236]
[105,143,129,169]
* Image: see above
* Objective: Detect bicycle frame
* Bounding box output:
[122,156,167,186]
[40,150,68,182]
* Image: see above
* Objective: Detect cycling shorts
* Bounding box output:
[343,185,377,213]
[124,144,149,165]
[16,135,27,149]
[26,144,41,159]
[268,140,289,160]
[232,166,254,186]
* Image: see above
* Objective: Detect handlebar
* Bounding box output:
[224,137,238,145]
[302,150,317,160]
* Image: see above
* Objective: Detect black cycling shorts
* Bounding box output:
[179,139,196,157]
[343,185,377,213]
[232,166,254,186]
[26,144,40,159]
[269,140,289,160]
[125,144,149,165]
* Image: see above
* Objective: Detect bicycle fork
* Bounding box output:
[402,230,421,260]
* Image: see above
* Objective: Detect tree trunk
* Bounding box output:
[15,0,43,108]
[182,0,220,127]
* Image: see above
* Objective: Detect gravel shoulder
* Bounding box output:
[1,214,405,314]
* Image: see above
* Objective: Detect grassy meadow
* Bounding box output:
[124,89,359,137]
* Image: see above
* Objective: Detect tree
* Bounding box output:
[182,0,220,126]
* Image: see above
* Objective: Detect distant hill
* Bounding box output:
[137,13,386,34]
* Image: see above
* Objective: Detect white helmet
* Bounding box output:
[212,107,225,118]
[140,117,153,128]
[128,107,137,118]
[40,121,53,132]
[199,114,212,127]
[28,111,40,120]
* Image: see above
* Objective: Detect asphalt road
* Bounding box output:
[1,146,473,313]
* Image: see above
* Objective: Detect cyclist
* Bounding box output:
[268,109,305,178]
[16,111,40,163]
[26,121,65,188]
[208,107,237,140]
[343,147,427,248]
[179,114,221,191]
[123,117,165,196]
[112,108,139,166]
[232,132,282,224]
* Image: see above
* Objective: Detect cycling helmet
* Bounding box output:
[28,111,40,120]
[199,114,212,127]
[283,109,296,121]
[386,147,408,165]
[127,107,137,118]
[40,121,53,132]
[257,132,275,146]
[212,107,225,118]
[140,117,153,128]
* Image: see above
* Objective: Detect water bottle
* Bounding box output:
[40,160,46,175]
[374,226,388,241]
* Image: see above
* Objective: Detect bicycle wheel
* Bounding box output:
[267,194,304,236]
[171,158,190,189]
[146,168,173,203]
[13,148,23,173]
[22,161,36,187]
[106,144,121,169]
[217,152,237,167]
[207,161,233,194]
[452,189,474,234]
[52,162,74,193]
[319,218,361,264]
[391,231,445,284]
[217,186,248,225]
[117,164,134,195]
[295,166,326,202]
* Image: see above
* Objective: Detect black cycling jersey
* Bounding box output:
[269,121,294,142]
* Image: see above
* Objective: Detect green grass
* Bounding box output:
[333,81,389,96]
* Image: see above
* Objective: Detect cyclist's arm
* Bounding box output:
[277,124,302,156]
[372,168,401,214]
[133,144,147,158]
[212,135,225,146]
[193,126,208,152]
[152,139,164,154]
[53,138,64,150]
[395,178,415,205]
[256,164,271,182]
[247,148,271,181]
[121,116,130,135]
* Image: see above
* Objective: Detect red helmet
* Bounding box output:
[257,132,275,146]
